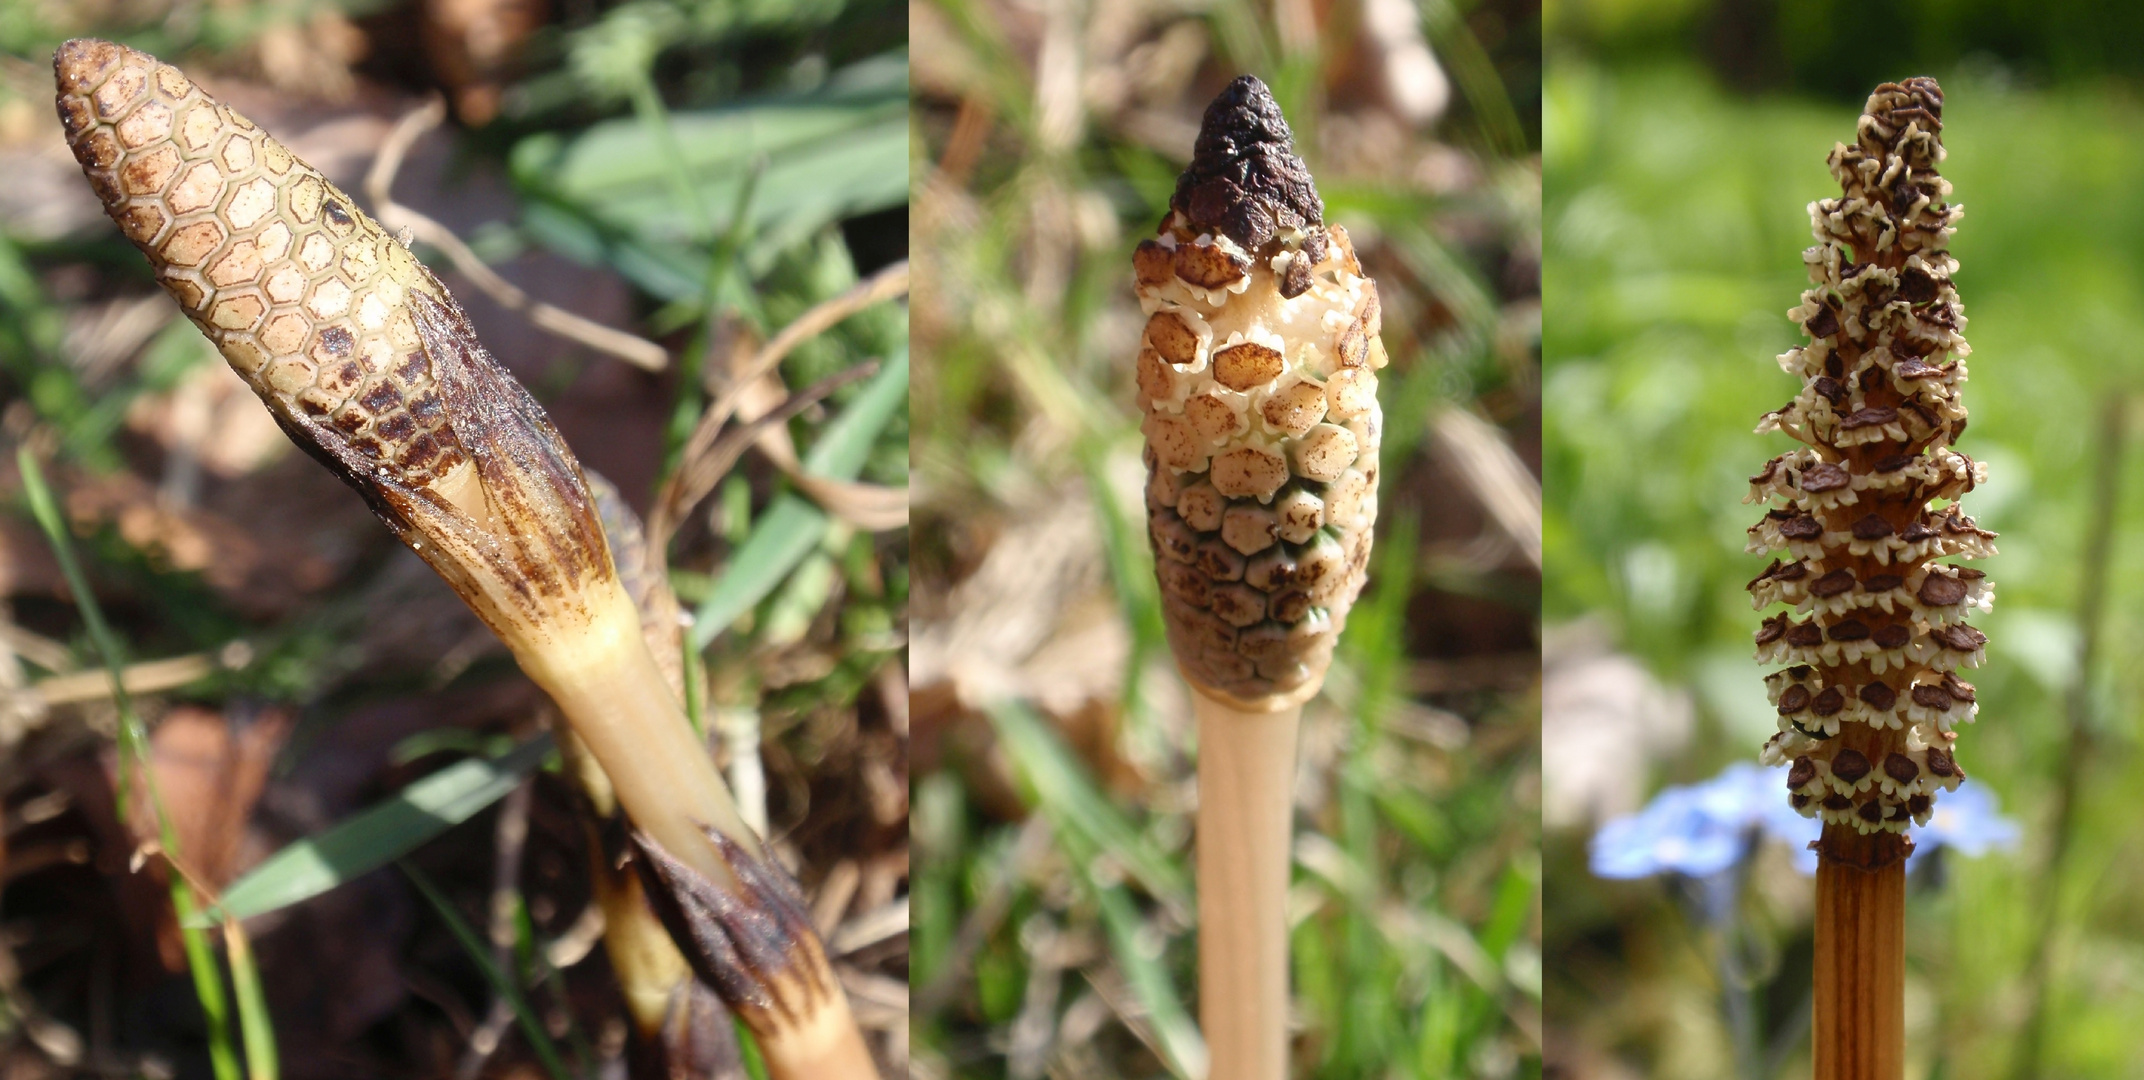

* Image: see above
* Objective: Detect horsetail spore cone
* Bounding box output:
[55,39,873,1076]
[1138,75,1383,710]
[1749,77,1988,844]
[1750,77,1983,1080]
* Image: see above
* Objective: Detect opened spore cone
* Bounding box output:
[1749,77,1990,841]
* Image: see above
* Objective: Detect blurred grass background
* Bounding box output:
[0,0,907,1075]
[910,0,1541,1077]
[1544,2,2144,1078]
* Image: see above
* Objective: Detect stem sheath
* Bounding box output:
[1193,687,1300,1080]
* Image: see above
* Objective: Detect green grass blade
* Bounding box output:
[20,449,244,1080]
[984,701,1190,915]
[170,884,241,1080]
[204,735,556,924]
[19,450,134,723]
[1077,445,1163,707]
[737,1017,769,1080]
[664,163,763,474]
[402,862,574,1080]
[1419,0,1529,158]
[688,495,826,649]
[801,345,909,476]
[226,923,279,1080]
[984,699,1201,1074]
[1093,881,1205,1078]
[688,347,908,649]
[627,76,716,243]
[511,52,908,282]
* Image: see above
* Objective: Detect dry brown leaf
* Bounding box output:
[422,0,547,125]
[127,705,293,890]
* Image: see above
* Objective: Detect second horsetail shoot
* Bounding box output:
[53,37,874,1078]
[1137,75,1384,1080]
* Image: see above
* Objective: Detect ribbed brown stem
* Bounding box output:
[1193,687,1300,1080]
[1812,826,1908,1080]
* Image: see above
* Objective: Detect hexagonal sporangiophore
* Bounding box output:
[207,289,268,333]
[176,101,221,154]
[114,100,172,148]
[91,63,148,120]
[287,175,325,224]
[159,219,223,268]
[218,131,258,173]
[306,277,353,321]
[224,177,277,231]
[119,143,180,198]
[113,201,168,246]
[165,160,226,216]
[257,310,311,356]
[206,238,265,289]
[263,263,308,305]
[296,231,336,274]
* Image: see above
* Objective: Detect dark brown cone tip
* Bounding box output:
[53,38,122,96]
[1170,75,1323,251]
[1876,76,1944,130]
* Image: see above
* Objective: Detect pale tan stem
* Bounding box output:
[590,834,697,1032]
[756,997,879,1079]
[527,584,876,1078]
[1813,826,1907,1080]
[556,728,708,1043]
[1193,686,1300,1080]
[515,579,753,888]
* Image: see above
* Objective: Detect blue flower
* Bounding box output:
[1590,763,1792,879]
[1591,762,2019,880]
[1912,781,2021,860]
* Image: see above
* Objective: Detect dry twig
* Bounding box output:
[456,780,533,1080]
[363,97,672,372]
[649,261,909,549]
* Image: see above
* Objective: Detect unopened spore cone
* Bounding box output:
[1137,75,1384,710]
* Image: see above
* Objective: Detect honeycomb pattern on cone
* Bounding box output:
[1136,78,1384,704]
[1750,78,1990,835]
[54,38,464,487]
